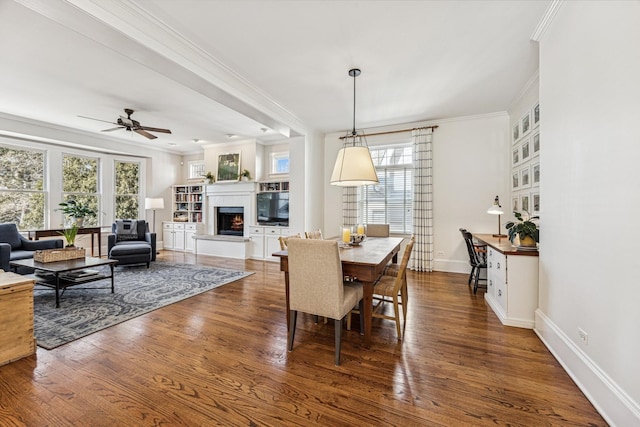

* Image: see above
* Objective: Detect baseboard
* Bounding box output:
[433,259,468,274]
[535,309,640,426]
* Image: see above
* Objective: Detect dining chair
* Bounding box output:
[459,228,487,293]
[304,229,323,240]
[286,239,364,365]
[365,224,390,237]
[278,233,301,251]
[347,236,414,340]
[382,234,414,306]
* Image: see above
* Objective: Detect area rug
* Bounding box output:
[33,262,253,349]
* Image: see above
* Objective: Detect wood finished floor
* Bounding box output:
[0,252,606,426]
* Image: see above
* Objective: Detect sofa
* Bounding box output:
[107,219,156,267]
[0,223,64,272]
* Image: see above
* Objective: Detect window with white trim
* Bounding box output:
[0,146,46,229]
[357,143,413,234]
[270,152,289,175]
[189,160,205,180]
[62,154,100,226]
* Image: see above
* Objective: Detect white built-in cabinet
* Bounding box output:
[248,226,289,261]
[163,222,203,252]
[477,234,539,329]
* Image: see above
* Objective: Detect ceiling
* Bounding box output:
[0,0,550,154]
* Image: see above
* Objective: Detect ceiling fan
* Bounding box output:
[79,108,172,140]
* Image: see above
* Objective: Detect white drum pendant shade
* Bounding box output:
[330,146,379,186]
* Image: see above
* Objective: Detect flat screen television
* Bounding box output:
[256,192,289,226]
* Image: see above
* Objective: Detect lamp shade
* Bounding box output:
[145,197,164,210]
[330,146,379,186]
[487,195,504,215]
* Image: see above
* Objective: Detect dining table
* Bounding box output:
[273,236,404,343]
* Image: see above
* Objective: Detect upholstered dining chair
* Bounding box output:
[365,224,390,237]
[278,233,301,251]
[286,239,364,366]
[304,229,323,240]
[459,228,487,293]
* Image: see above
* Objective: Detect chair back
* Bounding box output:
[392,236,415,293]
[304,229,323,240]
[112,219,148,242]
[287,239,345,319]
[459,228,482,267]
[0,223,23,249]
[278,233,301,250]
[366,224,390,237]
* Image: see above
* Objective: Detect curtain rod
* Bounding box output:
[339,125,438,140]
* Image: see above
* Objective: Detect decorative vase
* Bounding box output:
[241,176,249,181]
[519,235,536,247]
[74,217,84,227]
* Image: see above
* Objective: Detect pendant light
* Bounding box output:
[330,68,379,186]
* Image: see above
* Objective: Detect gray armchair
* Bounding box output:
[108,220,156,267]
[0,223,64,272]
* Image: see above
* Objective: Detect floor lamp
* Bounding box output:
[145,197,164,235]
[487,195,507,238]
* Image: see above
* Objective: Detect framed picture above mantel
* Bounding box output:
[217,153,241,182]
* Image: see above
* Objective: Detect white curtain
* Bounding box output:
[410,128,434,272]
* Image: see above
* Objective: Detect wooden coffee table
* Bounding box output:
[10,257,118,308]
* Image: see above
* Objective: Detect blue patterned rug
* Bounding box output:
[33,262,253,349]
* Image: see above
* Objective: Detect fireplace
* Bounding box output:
[217,207,244,236]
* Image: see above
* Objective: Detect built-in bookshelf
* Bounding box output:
[172,184,204,223]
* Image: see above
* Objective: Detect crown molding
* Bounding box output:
[531,0,564,42]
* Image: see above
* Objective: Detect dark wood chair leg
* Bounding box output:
[358,299,364,336]
[288,311,297,351]
[334,318,342,366]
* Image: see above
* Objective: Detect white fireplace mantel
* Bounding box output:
[204,182,257,236]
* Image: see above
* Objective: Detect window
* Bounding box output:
[270,152,289,174]
[0,146,46,229]
[189,160,205,180]
[357,144,413,234]
[62,154,99,226]
[115,161,140,220]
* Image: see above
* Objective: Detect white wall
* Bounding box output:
[323,113,509,273]
[536,3,640,425]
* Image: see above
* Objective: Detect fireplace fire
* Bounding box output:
[217,207,244,236]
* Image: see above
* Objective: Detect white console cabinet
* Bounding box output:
[163,222,203,252]
[474,234,539,329]
[249,226,289,261]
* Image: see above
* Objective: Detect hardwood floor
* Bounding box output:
[0,252,606,426]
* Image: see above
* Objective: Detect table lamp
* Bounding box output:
[487,195,507,238]
[145,197,165,234]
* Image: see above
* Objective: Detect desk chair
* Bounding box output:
[460,228,487,293]
[286,239,364,365]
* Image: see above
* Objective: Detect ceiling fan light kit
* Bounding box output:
[79,108,172,140]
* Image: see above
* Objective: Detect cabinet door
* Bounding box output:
[265,235,282,261]
[162,223,174,250]
[185,230,195,252]
[174,229,185,251]
[249,235,265,259]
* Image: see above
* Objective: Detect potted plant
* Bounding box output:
[203,171,215,184]
[240,169,252,181]
[505,211,539,247]
[58,200,97,227]
[58,224,79,247]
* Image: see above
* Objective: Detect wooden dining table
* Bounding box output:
[273,236,404,343]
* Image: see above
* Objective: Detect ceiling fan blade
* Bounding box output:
[101,126,124,132]
[134,129,157,139]
[78,115,118,125]
[139,126,172,134]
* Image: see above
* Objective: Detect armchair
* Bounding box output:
[0,223,64,272]
[108,220,156,268]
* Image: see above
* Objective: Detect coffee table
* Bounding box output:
[10,257,118,308]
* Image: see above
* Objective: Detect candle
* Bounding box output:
[357,224,365,235]
[342,227,351,243]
